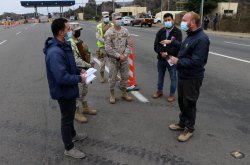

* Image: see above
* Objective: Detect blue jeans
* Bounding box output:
[157,60,177,96]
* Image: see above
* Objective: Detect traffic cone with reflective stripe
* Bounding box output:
[127,39,139,91]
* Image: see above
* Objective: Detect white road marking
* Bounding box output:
[0,40,7,45]
[16,31,22,35]
[93,57,150,103]
[209,52,250,64]
[131,34,139,37]
[131,91,149,103]
[224,41,250,47]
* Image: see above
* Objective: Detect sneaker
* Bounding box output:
[72,133,88,142]
[178,129,193,142]
[169,123,185,131]
[64,147,86,159]
[152,91,163,98]
[167,95,175,102]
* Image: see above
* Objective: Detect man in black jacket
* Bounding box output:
[153,13,182,102]
[169,11,210,142]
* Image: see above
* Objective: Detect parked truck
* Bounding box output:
[130,13,154,27]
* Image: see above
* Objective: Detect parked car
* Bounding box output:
[121,16,133,26]
[154,17,161,24]
[130,13,154,27]
[0,19,6,25]
[69,16,75,21]
[39,16,48,23]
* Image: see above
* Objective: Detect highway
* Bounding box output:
[0,22,249,165]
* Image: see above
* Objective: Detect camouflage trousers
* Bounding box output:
[108,58,129,90]
[76,82,88,111]
[97,47,107,73]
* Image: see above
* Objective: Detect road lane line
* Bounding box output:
[93,57,150,103]
[209,52,250,64]
[130,91,149,103]
[131,34,139,37]
[16,31,22,35]
[224,41,250,47]
[0,40,7,45]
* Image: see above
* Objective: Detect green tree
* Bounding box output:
[184,0,228,15]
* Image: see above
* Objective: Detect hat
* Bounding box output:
[112,13,122,19]
[102,11,109,18]
[69,22,82,31]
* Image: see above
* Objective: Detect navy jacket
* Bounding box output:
[154,26,182,60]
[172,28,210,79]
[43,37,82,100]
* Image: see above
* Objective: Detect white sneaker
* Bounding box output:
[72,133,88,142]
[64,147,86,159]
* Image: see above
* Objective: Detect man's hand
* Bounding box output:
[81,69,86,74]
[170,56,179,65]
[160,40,171,45]
[80,73,86,83]
[119,54,126,62]
[160,52,168,59]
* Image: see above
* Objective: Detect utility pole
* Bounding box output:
[168,0,170,11]
[200,0,204,26]
[113,0,115,13]
[161,0,163,23]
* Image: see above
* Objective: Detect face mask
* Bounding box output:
[180,21,189,32]
[74,30,81,38]
[115,20,123,26]
[67,31,72,38]
[164,21,172,28]
[104,17,109,23]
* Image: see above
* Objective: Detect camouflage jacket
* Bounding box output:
[68,37,92,68]
[104,26,131,59]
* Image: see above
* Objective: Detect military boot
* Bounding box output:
[82,101,97,115]
[100,72,105,83]
[110,89,116,104]
[121,88,133,101]
[75,110,88,123]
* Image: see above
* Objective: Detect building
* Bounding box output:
[115,6,147,16]
[175,0,188,11]
[213,2,238,16]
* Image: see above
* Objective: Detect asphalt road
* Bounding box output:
[0,22,249,165]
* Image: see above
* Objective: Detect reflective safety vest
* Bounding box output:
[96,22,113,48]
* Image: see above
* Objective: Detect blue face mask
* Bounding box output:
[115,20,123,26]
[104,17,109,23]
[180,21,189,32]
[67,31,72,38]
[164,21,172,28]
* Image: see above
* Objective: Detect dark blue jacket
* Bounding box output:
[154,26,182,60]
[43,37,82,100]
[172,28,210,79]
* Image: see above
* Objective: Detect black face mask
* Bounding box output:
[74,30,81,38]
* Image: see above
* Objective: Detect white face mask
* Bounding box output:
[115,20,123,26]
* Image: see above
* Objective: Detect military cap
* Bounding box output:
[112,13,122,19]
[102,11,109,18]
[69,22,82,31]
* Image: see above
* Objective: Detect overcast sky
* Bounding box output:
[0,0,127,15]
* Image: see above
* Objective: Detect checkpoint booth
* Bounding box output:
[20,0,75,18]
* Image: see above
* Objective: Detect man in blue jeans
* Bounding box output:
[44,18,87,159]
[153,13,182,102]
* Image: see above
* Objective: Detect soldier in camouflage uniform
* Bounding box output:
[96,11,113,83]
[68,22,97,123]
[104,13,133,104]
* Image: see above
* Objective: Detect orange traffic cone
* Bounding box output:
[127,39,139,91]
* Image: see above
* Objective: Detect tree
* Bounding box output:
[184,0,228,15]
[84,0,97,19]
